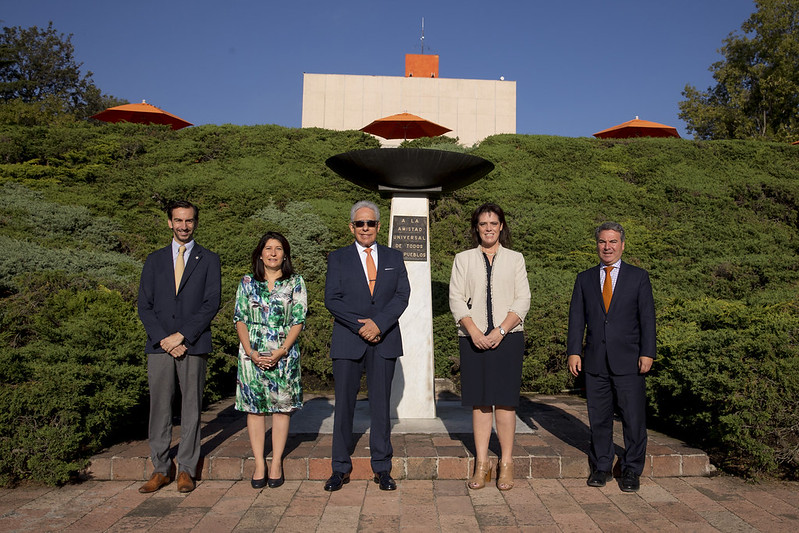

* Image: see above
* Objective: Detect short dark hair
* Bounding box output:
[470,202,511,247]
[251,231,294,282]
[594,222,625,242]
[166,200,199,221]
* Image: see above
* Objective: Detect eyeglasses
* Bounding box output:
[352,220,378,228]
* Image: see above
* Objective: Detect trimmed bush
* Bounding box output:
[0,123,798,482]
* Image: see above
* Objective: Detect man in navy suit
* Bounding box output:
[567,222,656,492]
[323,200,410,491]
[137,200,221,493]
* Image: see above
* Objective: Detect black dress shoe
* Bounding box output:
[251,476,266,489]
[373,471,396,491]
[620,469,640,492]
[267,472,285,488]
[587,470,613,487]
[324,471,350,492]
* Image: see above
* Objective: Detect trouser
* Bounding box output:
[331,349,396,473]
[147,352,207,477]
[585,370,647,475]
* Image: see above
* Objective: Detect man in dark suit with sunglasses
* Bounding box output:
[323,200,410,492]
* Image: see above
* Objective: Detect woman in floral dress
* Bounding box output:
[234,231,307,489]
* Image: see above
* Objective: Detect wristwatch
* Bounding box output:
[499,327,507,337]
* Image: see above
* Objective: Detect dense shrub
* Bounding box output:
[0,274,145,485]
[648,298,799,478]
[0,123,798,482]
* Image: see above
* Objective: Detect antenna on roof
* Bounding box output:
[421,17,425,54]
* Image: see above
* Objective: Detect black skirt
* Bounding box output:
[459,332,524,407]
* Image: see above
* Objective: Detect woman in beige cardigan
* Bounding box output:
[449,203,531,491]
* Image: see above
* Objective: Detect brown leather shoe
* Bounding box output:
[176,471,196,493]
[138,472,171,493]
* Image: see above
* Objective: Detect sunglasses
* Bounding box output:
[352,220,378,228]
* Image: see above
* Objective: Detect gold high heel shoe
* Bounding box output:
[496,461,514,491]
[467,460,491,490]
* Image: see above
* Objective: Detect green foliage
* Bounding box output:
[0,122,798,482]
[0,274,147,485]
[0,182,121,246]
[0,95,79,127]
[0,235,142,293]
[649,298,799,478]
[679,0,799,141]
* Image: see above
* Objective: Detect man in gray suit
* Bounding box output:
[137,200,221,493]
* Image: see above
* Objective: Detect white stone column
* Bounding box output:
[387,194,436,418]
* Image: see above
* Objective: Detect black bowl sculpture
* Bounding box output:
[325,148,494,194]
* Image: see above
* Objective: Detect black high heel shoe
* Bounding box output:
[251,476,266,489]
[267,471,284,488]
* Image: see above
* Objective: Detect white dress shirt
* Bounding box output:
[599,259,621,292]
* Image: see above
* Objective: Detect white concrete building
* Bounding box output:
[301,55,516,147]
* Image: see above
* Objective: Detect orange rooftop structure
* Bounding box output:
[405,54,439,78]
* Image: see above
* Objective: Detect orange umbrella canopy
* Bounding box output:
[91,101,192,130]
[593,117,680,139]
[360,112,451,140]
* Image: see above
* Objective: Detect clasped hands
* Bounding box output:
[472,327,504,351]
[253,348,285,370]
[358,318,381,344]
[160,332,186,358]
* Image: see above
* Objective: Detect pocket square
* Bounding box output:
[384,267,395,271]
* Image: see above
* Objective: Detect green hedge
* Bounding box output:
[1,122,798,483]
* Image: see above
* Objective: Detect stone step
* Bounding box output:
[85,394,714,481]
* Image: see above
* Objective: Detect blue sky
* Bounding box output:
[3,0,756,138]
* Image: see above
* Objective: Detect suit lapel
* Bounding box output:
[177,244,202,294]
[609,261,627,311]
[159,245,176,293]
[349,243,371,295]
[589,265,604,313]
[372,244,382,296]
[604,261,627,314]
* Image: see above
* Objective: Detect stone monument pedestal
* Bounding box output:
[388,194,435,418]
[325,148,494,420]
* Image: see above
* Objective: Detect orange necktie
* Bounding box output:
[602,265,614,312]
[364,247,376,295]
[175,245,186,294]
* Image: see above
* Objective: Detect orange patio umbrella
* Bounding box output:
[360,112,451,140]
[91,100,192,130]
[593,116,680,139]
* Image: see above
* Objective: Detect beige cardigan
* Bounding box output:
[449,245,531,337]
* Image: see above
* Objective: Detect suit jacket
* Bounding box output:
[138,242,222,354]
[567,261,656,375]
[324,243,410,360]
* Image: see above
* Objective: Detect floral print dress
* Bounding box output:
[233,273,307,414]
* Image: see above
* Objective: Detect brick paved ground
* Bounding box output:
[3,393,797,531]
[1,475,798,532]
